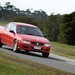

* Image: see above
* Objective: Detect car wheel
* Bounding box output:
[0,40,3,48]
[0,42,2,48]
[13,40,19,52]
[25,50,29,54]
[42,53,49,58]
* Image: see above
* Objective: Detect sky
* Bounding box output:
[0,0,75,15]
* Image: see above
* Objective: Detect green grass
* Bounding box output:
[0,21,8,26]
[0,51,74,75]
[51,42,75,59]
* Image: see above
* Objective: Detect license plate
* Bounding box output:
[34,46,41,50]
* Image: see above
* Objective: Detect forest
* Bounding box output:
[0,2,75,45]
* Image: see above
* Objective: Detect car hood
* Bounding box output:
[18,34,50,43]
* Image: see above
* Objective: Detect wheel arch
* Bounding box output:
[13,38,17,43]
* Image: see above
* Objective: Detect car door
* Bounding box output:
[1,23,16,47]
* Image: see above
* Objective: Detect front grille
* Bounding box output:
[24,46,29,48]
[31,42,44,46]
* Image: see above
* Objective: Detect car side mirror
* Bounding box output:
[44,34,47,37]
[9,30,15,34]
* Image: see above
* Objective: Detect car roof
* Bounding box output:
[10,22,37,28]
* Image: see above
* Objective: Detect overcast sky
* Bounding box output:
[0,0,75,15]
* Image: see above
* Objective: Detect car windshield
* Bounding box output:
[16,25,43,37]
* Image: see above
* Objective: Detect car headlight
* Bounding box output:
[21,40,31,44]
[44,44,50,47]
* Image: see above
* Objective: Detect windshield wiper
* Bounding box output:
[26,33,34,35]
[26,33,43,37]
[36,35,43,37]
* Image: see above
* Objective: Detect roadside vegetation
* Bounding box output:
[51,42,75,59]
[0,21,8,26]
[0,50,75,75]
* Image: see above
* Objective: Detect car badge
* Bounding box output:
[36,43,39,46]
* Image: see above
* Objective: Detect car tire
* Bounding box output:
[42,53,49,58]
[0,42,2,48]
[13,40,20,52]
[0,39,3,48]
[25,50,29,54]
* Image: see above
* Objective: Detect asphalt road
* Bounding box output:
[0,45,75,74]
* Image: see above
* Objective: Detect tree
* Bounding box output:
[13,16,37,25]
[58,12,75,45]
[44,14,62,41]
[0,4,3,19]
[1,2,17,21]
[32,10,47,21]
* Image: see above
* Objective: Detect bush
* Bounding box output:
[13,16,36,25]
[58,13,75,45]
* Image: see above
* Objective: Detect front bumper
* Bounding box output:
[18,41,51,53]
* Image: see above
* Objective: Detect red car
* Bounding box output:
[0,22,51,57]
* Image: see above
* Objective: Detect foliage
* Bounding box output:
[0,2,47,21]
[43,14,62,41]
[13,16,37,25]
[58,12,75,45]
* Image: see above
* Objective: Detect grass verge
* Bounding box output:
[51,42,75,59]
[0,21,8,26]
[0,50,74,75]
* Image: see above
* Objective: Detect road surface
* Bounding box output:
[0,46,75,74]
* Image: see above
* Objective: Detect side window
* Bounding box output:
[6,23,12,31]
[10,25,16,32]
[6,23,16,32]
